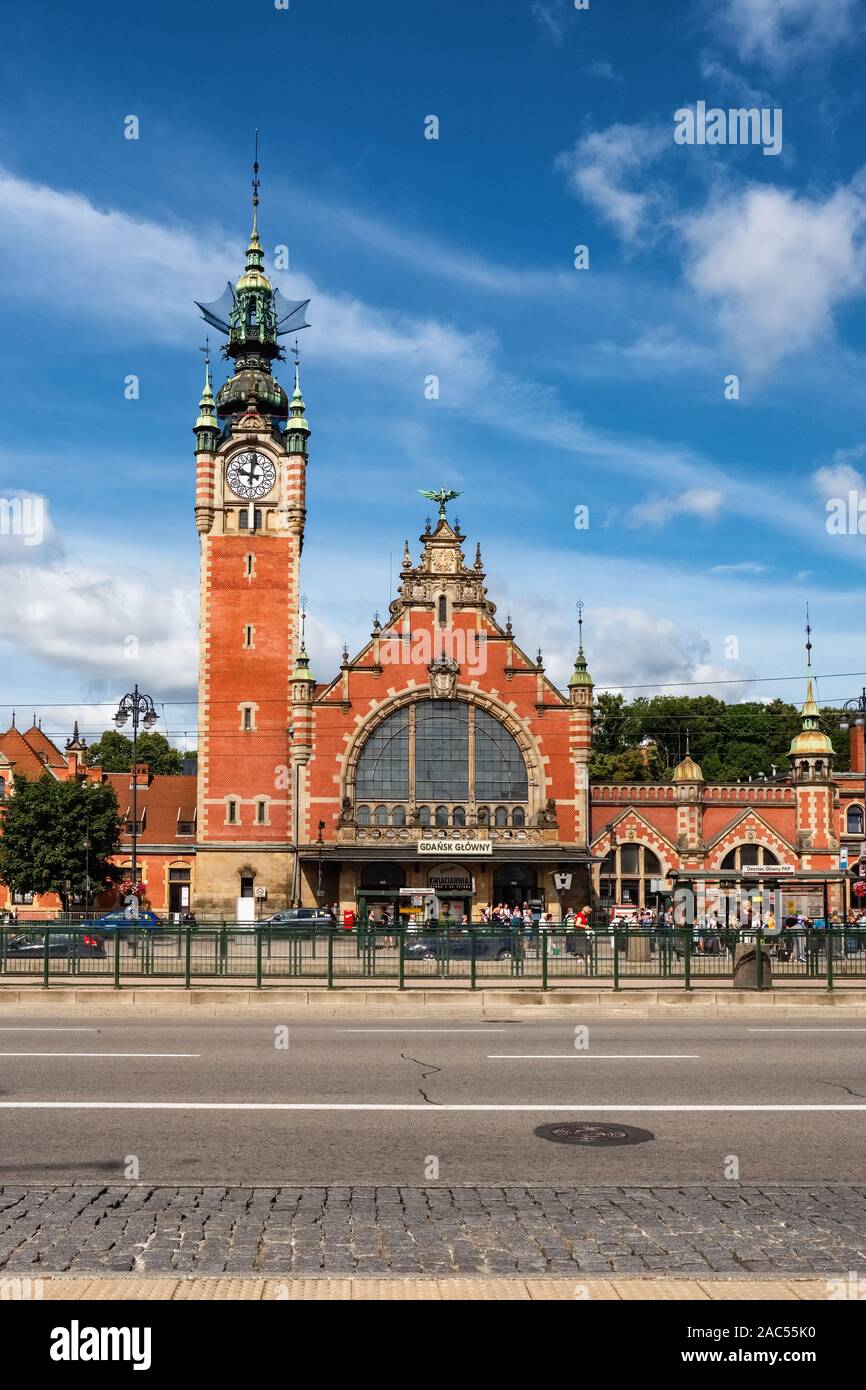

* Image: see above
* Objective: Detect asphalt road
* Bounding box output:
[1,1015,866,1185]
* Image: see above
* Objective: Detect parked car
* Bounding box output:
[264,908,336,930]
[83,910,162,940]
[405,929,522,962]
[4,931,106,959]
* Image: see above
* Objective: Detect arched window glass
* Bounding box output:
[374,805,389,826]
[435,805,449,827]
[0,775,5,799]
[354,700,528,807]
[720,846,779,871]
[494,806,508,827]
[356,805,371,826]
[356,707,410,799]
[475,708,528,800]
[512,806,525,827]
[392,805,406,826]
[848,806,864,835]
[438,595,447,625]
[416,702,469,800]
[477,806,490,825]
[452,806,466,827]
[417,805,430,827]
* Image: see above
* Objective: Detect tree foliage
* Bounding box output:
[85,730,184,776]
[589,693,849,783]
[0,775,122,909]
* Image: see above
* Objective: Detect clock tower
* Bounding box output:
[193,163,312,914]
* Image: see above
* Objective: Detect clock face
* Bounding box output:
[226,451,277,500]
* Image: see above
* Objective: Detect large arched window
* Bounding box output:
[847,806,864,836]
[353,700,529,814]
[600,844,662,908]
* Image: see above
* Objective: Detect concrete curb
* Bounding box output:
[17,1274,838,1301]
[3,984,866,1016]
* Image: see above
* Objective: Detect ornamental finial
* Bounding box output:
[419,487,462,522]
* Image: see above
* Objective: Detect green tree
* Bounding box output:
[590,693,851,781]
[0,775,122,910]
[589,747,667,783]
[86,730,183,776]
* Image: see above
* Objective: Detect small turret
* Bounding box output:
[789,611,834,780]
[193,345,220,453]
[568,600,593,704]
[285,359,311,456]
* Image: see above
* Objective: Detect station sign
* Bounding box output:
[417,840,492,856]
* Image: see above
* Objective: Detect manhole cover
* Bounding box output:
[534,1121,654,1147]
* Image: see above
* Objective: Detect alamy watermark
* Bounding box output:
[674,101,782,157]
[379,628,488,676]
[0,495,45,546]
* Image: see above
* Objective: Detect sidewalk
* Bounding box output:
[24,1275,840,1300]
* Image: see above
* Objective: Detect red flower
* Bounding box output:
[853,881,866,898]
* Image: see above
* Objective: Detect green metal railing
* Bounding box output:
[1,925,865,989]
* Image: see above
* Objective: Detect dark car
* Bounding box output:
[83,910,162,940]
[264,908,336,930]
[405,929,522,962]
[4,931,106,959]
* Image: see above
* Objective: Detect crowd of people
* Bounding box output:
[358,899,866,961]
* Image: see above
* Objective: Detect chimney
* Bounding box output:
[131,763,150,789]
[851,726,864,775]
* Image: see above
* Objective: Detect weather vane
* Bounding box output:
[419,487,462,522]
[252,129,260,217]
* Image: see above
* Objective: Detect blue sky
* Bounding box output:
[1,0,866,749]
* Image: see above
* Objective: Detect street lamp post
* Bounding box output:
[113,686,158,899]
[316,820,326,904]
[840,689,866,915]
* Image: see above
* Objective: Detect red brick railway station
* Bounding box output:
[1,195,863,925]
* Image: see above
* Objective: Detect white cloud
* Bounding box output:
[710,562,769,574]
[679,182,866,372]
[530,0,568,46]
[556,123,669,244]
[812,463,864,497]
[698,52,771,106]
[583,59,621,82]
[0,550,198,702]
[566,606,754,697]
[711,0,858,71]
[628,488,724,528]
[834,443,866,465]
[0,169,493,396]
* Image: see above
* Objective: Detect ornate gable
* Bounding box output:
[704,809,798,866]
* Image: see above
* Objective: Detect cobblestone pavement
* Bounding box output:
[1,1184,865,1277]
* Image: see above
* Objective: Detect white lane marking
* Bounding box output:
[748,1028,866,1033]
[0,1052,200,1059]
[0,1102,863,1113]
[487,1054,700,1060]
[338,1029,508,1034]
[0,1028,100,1032]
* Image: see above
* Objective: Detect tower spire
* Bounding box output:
[569,599,592,691]
[789,604,833,764]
